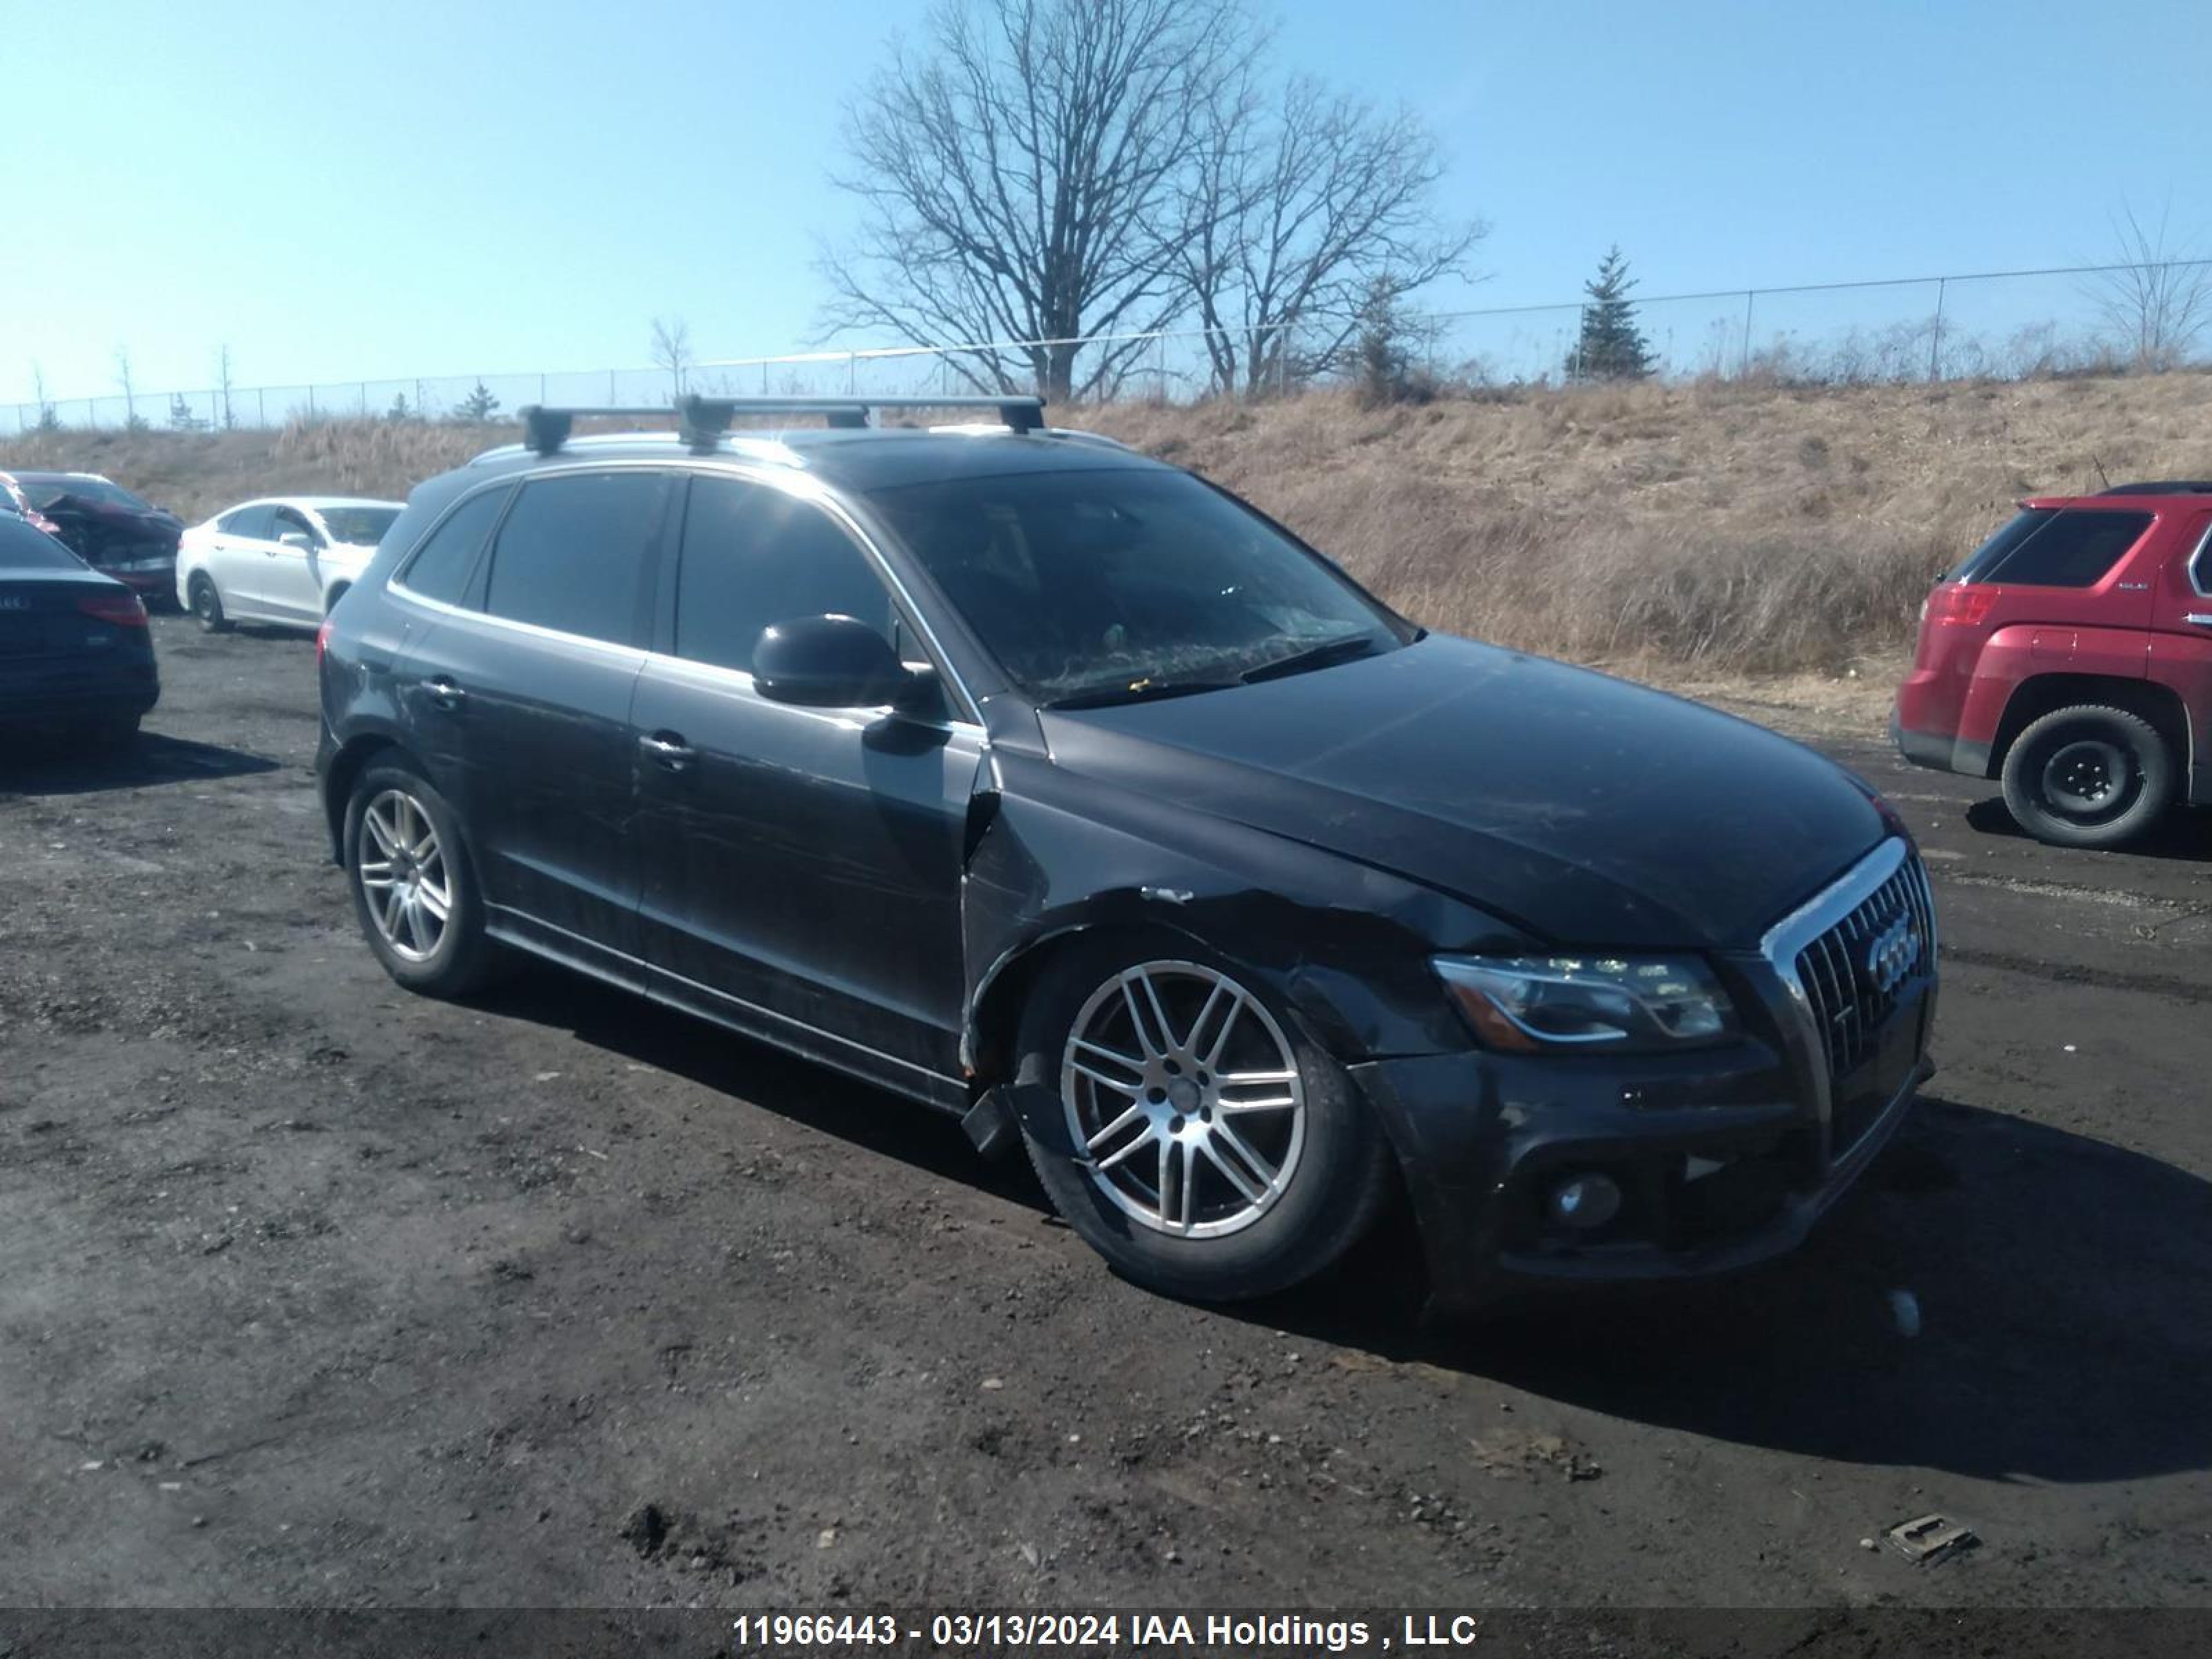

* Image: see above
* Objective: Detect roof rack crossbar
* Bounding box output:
[516,393,1048,456]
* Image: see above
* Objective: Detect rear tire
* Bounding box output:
[189,573,232,633]
[1013,931,1391,1303]
[343,762,505,997]
[2000,704,2173,849]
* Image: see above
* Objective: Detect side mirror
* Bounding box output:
[753,615,908,709]
[278,530,314,552]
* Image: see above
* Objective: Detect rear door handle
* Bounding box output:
[425,675,466,711]
[639,731,695,771]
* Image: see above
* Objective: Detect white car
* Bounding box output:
[176,496,403,632]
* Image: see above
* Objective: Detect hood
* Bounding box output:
[1037,634,1887,949]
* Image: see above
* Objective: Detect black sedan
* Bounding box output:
[2,470,183,608]
[315,396,1938,1316]
[0,513,159,747]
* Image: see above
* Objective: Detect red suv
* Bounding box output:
[1894,481,2212,847]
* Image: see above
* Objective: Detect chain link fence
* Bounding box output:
[8,259,2209,438]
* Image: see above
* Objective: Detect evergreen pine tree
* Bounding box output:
[1568,245,1655,382]
[451,381,501,422]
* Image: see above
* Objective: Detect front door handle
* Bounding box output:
[425,675,466,711]
[639,731,695,771]
[2185,613,2212,628]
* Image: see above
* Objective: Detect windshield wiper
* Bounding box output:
[1041,677,1241,711]
[1238,633,1382,684]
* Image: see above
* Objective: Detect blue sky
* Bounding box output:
[4,0,2206,405]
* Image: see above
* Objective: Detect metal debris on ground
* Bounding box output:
[1884,1513,1978,1565]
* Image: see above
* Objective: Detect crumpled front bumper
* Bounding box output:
[1349,932,1938,1318]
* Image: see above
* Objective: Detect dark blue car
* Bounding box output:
[0,512,158,747]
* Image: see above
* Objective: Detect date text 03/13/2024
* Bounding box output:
[729,1612,1486,1652]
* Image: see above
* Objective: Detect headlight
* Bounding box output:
[1434,954,1736,1052]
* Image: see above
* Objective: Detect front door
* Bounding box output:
[266,505,328,622]
[630,472,978,1084]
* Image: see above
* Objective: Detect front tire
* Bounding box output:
[1015,934,1391,1302]
[2000,704,2173,849]
[189,572,232,632]
[343,762,504,996]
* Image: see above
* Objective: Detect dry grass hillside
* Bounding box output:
[8,371,2207,679]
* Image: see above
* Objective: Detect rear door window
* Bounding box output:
[673,476,894,674]
[400,486,509,606]
[482,471,669,645]
[1956,508,2153,589]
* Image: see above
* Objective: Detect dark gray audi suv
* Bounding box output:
[316,395,1937,1314]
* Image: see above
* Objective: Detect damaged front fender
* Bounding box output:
[959,742,1530,1084]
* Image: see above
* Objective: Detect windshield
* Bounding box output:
[316,505,401,546]
[17,474,151,512]
[865,467,1409,703]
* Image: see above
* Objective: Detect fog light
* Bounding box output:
[1547,1172,1622,1230]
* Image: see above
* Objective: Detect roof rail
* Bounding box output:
[2097,480,2212,496]
[514,393,1048,456]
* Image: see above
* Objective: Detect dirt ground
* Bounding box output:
[2,617,2209,1618]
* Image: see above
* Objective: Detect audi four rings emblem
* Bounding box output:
[1865,911,1923,995]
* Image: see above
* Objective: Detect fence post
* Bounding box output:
[258,388,265,426]
[1739,292,1755,379]
[1929,277,1947,382]
[849,353,858,395]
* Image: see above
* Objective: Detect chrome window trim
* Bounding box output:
[2188,519,2212,598]
[390,461,986,729]
[389,580,652,668]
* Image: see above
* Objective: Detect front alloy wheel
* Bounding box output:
[1063,962,1306,1238]
[1015,935,1391,1303]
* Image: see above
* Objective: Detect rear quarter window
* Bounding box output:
[1955,508,2153,590]
[399,485,510,606]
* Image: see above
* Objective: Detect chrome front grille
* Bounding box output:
[1790,852,1936,1084]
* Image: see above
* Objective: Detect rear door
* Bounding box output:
[2148,508,2212,803]
[399,467,672,959]
[628,471,980,1085]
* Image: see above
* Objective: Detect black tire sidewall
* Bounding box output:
[342,762,496,995]
[2002,706,2173,849]
[190,574,228,631]
[1014,930,1389,1302]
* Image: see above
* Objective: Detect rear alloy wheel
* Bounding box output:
[2000,704,2173,850]
[1015,938,1391,1302]
[189,572,232,632]
[343,762,504,995]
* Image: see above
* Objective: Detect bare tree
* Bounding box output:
[818,0,1242,402]
[115,346,145,430]
[1179,75,1483,397]
[216,344,237,430]
[30,363,60,431]
[2085,199,2212,371]
[650,316,695,395]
